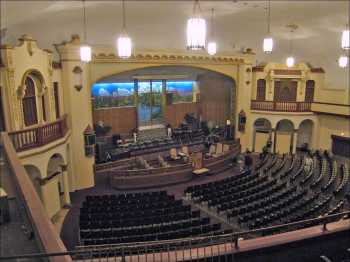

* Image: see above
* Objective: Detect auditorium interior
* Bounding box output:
[0,1,350,261]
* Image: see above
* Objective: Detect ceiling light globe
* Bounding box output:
[338,55,348,68]
[286,56,295,68]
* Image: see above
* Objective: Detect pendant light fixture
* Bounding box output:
[341,24,349,50]
[80,0,91,63]
[263,0,273,54]
[117,0,132,58]
[338,55,348,68]
[207,8,217,55]
[286,25,297,68]
[187,0,206,50]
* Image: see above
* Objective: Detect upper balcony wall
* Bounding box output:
[251,63,325,103]
[0,35,58,131]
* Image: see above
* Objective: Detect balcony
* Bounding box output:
[8,115,69,152]
[251,100,311,112]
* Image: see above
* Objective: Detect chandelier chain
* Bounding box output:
[267,0,271,34]
[122,0,127,32]
[82,0,87,42]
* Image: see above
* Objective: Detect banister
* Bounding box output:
[8,114,68,152]
[0,132,72,262]
[251,100,311,112]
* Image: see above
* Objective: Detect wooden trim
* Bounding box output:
[312,101,350,107]
[273,69,302,75]
[0,132,72,262]
[252,66,265,72]
[331,134,350,142]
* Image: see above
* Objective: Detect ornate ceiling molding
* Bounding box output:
[93,52,250,65]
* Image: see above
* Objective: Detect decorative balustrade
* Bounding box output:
[8,115,68,152]
[251,100,311,112]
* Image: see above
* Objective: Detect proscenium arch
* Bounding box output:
[91,64,237,126]
[252,118,272,152]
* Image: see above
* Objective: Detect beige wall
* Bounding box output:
[317,114,350,151]
[275,132,292,154]
[255,132,269,153]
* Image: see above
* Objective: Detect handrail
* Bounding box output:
[8,114,68,152]
[251,100,311,112]
[0,210,348,260]
[0,132,72,262]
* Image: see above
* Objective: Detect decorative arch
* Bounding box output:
[252,118,272,152]
[297,119,314,150]
[20,69,48,126]
[47,153,68,208]
[24,164,42,200]
[275,119,295,154]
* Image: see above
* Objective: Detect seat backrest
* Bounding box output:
[223,144,230,153]
[170,148,177,158]
[209,144,216,155]
[216,143,223,154]
[182,146,189,156]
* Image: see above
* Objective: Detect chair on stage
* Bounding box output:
[213,143,223,157]
[223,144,230,153]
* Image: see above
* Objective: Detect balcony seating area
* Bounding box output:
[185,150,350,233]
[79,191,222,246]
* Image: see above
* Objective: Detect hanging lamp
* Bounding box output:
[80,0,91,62]
[117,0,132,58]
[263,0,273,54]
[187,0,206,50]
[341,24,349,50]
[207,8,217,55]
[286,25,297,68]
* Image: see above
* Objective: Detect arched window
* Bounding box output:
[23,77,38,126]
[256,79,266,101]
[305,80,315,102]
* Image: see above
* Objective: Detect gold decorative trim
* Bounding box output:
[93,53,249,65]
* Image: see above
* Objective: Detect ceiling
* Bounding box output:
[1,1,349,89]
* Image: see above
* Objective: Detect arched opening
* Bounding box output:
[47,154,68,209]
[91,65,236,137]
[23,165,42,200]
[22,76,38,126]
[22,71,48,126]
[297,119,314,151]
[305,80,315,102]
[256,79,266,101]
[252,118,272,152]
[275,119,295,154]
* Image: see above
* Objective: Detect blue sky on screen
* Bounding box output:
[92,81,194,97]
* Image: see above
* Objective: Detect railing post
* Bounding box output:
[234,237,239,249]
[36,125,43,147]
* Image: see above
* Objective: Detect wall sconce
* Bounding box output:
[73,66,83,91]
[84,125,96,157]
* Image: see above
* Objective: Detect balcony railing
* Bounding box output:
[8,115,68,152]
[251,100,311,112]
